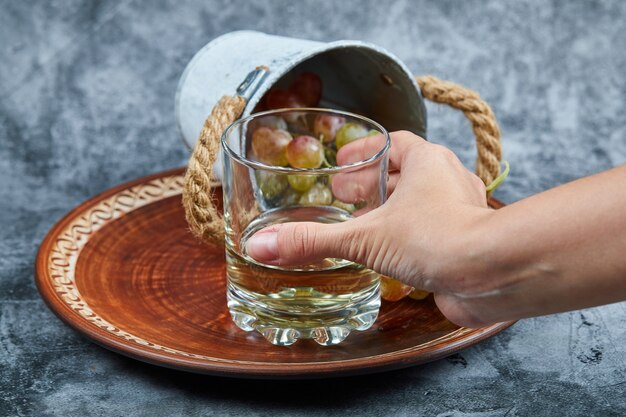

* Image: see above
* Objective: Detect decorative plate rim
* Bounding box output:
[35,167,514,378]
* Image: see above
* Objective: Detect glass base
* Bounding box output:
[227,284,381,346]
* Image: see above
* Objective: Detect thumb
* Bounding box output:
[244,221,359,267]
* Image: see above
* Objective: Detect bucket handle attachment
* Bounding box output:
[182,74,503,245]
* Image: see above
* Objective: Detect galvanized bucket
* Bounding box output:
[176,30,427,152]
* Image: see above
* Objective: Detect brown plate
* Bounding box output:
[35,167,513,379]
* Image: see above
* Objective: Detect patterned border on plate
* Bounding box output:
[45,173,480,364]
[47,174,228,361]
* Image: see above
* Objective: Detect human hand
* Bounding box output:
[245,131,495,327]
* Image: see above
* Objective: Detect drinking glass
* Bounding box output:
[221,108,390,346]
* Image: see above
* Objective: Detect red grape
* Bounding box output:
[265,89,303,109]
[313,114,346,143]
[285,135,324,168]
[289,72,322,107]
[251,127,292,166]
[251,115,288,131]
[265,89,305,122]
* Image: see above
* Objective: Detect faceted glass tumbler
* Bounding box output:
[221,108,390,346]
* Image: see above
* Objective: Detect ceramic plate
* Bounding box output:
[35,168,513,379]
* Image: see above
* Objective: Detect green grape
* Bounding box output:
[285,135,324,168]
[281,188,301,206]
[335,123,369,149]
[287,174,316,192]
[256,171,288,199]
[331,199,356,213]
[299,184,333,206]
[251,127,292,166]
[313,114,346,143]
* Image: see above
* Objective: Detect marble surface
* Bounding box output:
[1,0,625,415]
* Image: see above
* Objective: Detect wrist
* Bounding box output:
[434,206,505,299]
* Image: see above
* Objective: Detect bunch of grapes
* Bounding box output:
[249,72,381,208]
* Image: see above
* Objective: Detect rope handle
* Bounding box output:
[182,76,502,245]
[182,95,246,244]
[416,76,502,185]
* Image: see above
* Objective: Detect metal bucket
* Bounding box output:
[175,30,427,152]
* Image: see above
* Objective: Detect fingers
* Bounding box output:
[245,220,360,266]
[330,169,399,206]
[330,131,422,205]
[387,172,400,196]
[336,131,426,171]
[330,164,383,206]
[433,293,490,328]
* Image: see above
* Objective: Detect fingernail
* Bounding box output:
[245,231,279,262]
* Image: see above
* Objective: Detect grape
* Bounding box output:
[286,135,324,168]
[265,89,304,109]
[313,114,346,143]
[256,171,288,199]
[287,174,316,192]
[298,184,332,206]
[265,89,305,122]
[251,127,292,166]
[331,199,356,213]
[281,188,301,206]
[380,276,413,301]
[408,288,430,300]
[335,123,370,149]
[251,115,288,131]
[289,72,322,107]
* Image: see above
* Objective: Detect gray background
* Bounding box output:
[1,0,625,416]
